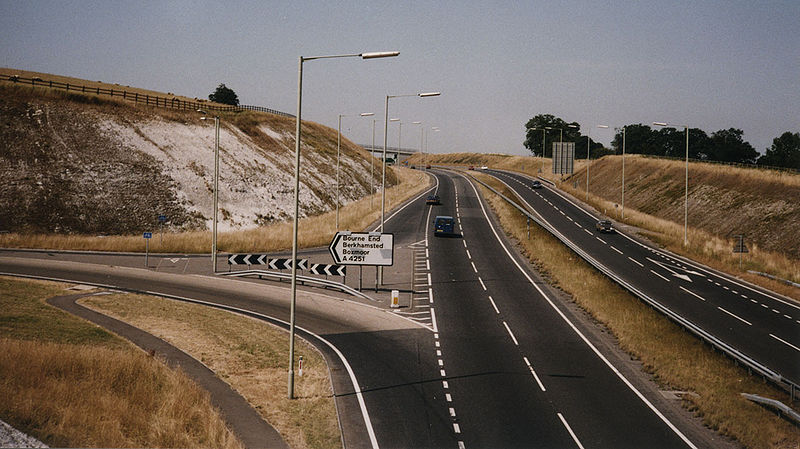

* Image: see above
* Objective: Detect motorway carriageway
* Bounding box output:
[486,169,799,391]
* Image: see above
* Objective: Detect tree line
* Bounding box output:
[524,114,799,170]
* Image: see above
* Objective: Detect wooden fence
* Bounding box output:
[1,73,294,118]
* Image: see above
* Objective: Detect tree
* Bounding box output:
[524,114,580,157]
[709,128,758,164]
[611,124,658,155]
[758,132,800,169]
[208,83,239,106]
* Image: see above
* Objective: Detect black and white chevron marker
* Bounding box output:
[309,263,346,276]
[267,258,309,270]
[228,254,268,265]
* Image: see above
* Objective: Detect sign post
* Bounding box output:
[158,215,167,244]
[143,232,152,267]
[733,234,748,269]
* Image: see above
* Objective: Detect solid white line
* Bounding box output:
[488,296,500,314]
[610,245,623,255]
[430,307,439,332]
[478,277,487,290]
[650,269,671,282]
[717,307,752,326]
[770,334,800,352]
[557,413,585,449]
[679,286,706,302]
[596,237,607,244]
[628,257,644,267]
[503,321,519,345]
[459,172,698,449]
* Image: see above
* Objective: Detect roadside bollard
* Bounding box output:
[298,355,303,377]
[391,289,400,308]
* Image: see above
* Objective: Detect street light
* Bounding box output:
[412,121,423,167]
[289,50,398,400]
[653,121,689,246]
[379,91,440,285]
[390,118,401,167]
[337,112,373,230]
[621,125,627,219]
[197,110,219,272]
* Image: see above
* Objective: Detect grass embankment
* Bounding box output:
[79,292,341,449]
[410,152,799,301]
[472,172,800,449]
[0,166,430,253]
[0,276,242,448]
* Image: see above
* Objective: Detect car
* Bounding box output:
[480,166,489,170]
[426,164,431,169]
[433,215,456,236]
[468,165,475,170]
[426,195,440,205]
[595,220,614,233]
[531,180,542,189]
[410,165,416,169]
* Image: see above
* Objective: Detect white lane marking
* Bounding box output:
[426,260,430,271]
[458,442,465,449]
[557,413,585,449]
[523,357,546,392]
[610,245,623,255]
[584,229,593,236]
[436,349,442,356]
[442,380,448,388]
[717,307,753,326]
[449,407,456,417]
[628,257,644,267]
[784,315,793,320]
[560,210,566,216]
[471,261,478,273]
[466,249,472,259]
[440,369,446,377]
[596,237,607,244]
[462,240,467,247]
[503,321,519,346]
[575,222,583,228]
[431,308,439,332]
[429,287,434,304]
[445,393,452,402]
[772,309,780,314]
[650,269,671,282]
[488,295,500,314]
[770,334,800,352]
[438,359,444,366]
[428,273,432,285]
[435,341,440,348]
[567,216,574,221]
[478,277,487,290]
[679,286,706,302]
[460,172,698,449]
[453,423,461,434]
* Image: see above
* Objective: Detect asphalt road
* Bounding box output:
[422,169,698,448]
[486,169,800,389]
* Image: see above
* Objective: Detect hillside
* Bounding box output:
[0,72,393,235]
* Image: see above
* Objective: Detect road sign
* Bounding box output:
[552,141,575,175]
[143,232,152,239]
[329,231,394,265]
[158,215,167,223]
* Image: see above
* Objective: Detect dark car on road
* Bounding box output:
[531,180,542,189]
[595,220,614,233]
[426,195,440,205]
[434,216,456,236]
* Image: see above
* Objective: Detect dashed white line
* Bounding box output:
[462,240,467,248]
[557,413,585,449]
[488,295,500,314]
[650,269,671,282]
[430,308,439,332]
[471,261,478,273]
[784,314,792,320]
[610,245,623,255]
[770,334,800,352]
[628,257,644,267]
[584,229,593,236]
[445,393,452,402]
[438,359,444,366]
[449,407,456,417]
[478,277,487,290]
[503,321,519,346]
[466,249,472,259]
[453,423,461,434]
[772,309,780,314]
[523,357,546,392]
[596,236,607,244]
[679,286,706,301]
[717,307,752,326]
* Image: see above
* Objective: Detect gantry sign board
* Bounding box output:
[552,141,575,175]
[329,231,394,266]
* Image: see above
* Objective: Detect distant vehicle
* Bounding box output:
[480,166,489,170]
[595,220,614,233]
[426,195,440,205]
[531,180,542,189]
[433,216,455,236]
[468,165,475,170]
[410,165,416,169]
[426,164,431,169]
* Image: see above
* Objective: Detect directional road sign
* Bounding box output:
[329,231,394,266]
[143,232,152,239]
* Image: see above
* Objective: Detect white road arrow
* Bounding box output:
[646,257,703,282]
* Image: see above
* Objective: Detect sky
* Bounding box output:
[1,0,798,156]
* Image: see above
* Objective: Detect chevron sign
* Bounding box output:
[228,254,269,265]
[309,263,346,276]
[268,258,309,270]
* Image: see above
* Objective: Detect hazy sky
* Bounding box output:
[2,0,798,155]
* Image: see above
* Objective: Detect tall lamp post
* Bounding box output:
[621,125,627,219]
[337,112,373,229]
[389,118,401,166]
[587,125,610,201]
[379,91,440,285]
[290,50,399,401]
[412,121,423,166]
[198,110,219,272]
[654,121,689,246]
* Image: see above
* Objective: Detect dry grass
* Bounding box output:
[0,167,429,253]
[0,276,242,448]
[473,173,800,449]
[80,292,341,449]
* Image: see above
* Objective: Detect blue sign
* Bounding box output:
[143,232,152,239]
[158,215,167,222]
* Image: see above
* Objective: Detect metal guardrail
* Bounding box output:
[741,394,800,425]
[466,170,798,400]
[1,74,294,118]
[218,268,375,301]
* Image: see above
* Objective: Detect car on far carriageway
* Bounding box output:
[531,180,542,189]
[426,195,440,205]
[433,216,456,236]
[595,220,614,233]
